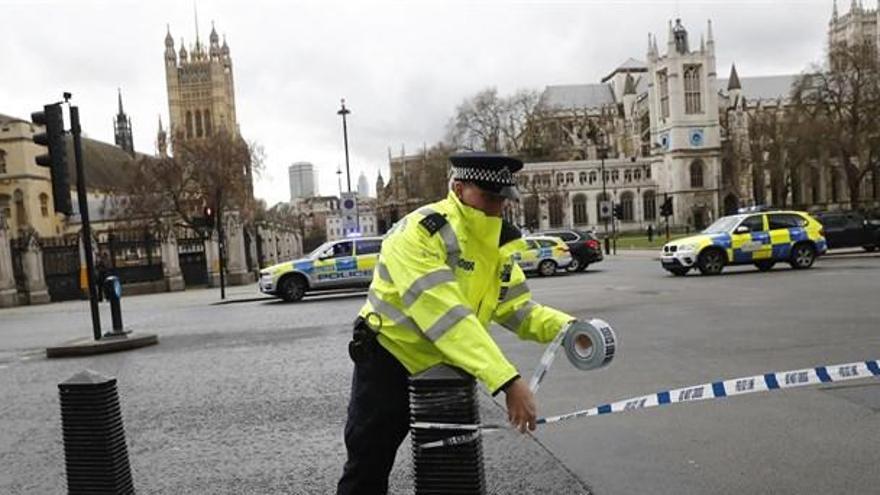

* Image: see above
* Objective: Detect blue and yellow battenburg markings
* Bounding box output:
[414,358,880,449]
[703,226,820,263]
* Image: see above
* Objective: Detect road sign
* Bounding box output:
[340,192,359,235]
[599,201,611,220]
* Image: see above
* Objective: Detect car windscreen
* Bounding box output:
[308,241,335,259]
[702,216,742,234]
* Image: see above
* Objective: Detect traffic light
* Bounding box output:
[31,103,72,215]
[613,203,623,220]
[660,196,673,218]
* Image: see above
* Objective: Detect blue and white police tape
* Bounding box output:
[529,318,616,394]
[416,318,616,450]
[415,358,880,450]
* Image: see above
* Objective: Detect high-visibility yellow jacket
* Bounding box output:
[360,191,574,394]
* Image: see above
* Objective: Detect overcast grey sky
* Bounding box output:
[1,0,841,205]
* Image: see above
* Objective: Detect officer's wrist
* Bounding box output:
[492,374,521,397]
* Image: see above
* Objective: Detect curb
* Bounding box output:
[46,333,159,358]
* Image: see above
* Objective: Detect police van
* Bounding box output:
[660,210,826,276]
[259,236,383,302]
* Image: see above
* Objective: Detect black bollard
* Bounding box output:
[102,276,125,336]
[409,365,486,495]
[58,370,134,494]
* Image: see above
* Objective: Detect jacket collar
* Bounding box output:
[447,191,502,248]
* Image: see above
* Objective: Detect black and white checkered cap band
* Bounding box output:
[450,166,516,186]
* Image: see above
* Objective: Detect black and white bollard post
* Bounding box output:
[58,370,134,494]
[409,365,486,495]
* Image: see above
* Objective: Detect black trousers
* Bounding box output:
[337,343,411,495]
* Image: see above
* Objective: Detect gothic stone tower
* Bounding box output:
[113,89,134,156]
[164,22,237,143]
[647,19,721,229]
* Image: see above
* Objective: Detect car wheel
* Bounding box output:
[576,262,589,272]
[697,248,725,276]
[754,260,775,272]
[863,245,877,252]
[566,257,581,272]
[667,267,689,276]
[537,260,557,277]
[790,243,816,269]
[279,275,307,302]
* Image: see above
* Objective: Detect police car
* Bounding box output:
[515,236,573,276]
[259,236,383,302]
[660,210,827,276]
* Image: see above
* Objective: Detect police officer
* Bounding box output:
[337,152,577,495]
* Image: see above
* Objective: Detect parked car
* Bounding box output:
[660,210,827,276]
[813,211,880,252]
[516,236,573,276]
[259,236,383,302]
[538,229,604,271]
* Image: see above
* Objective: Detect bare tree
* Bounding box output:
[446,88,540,155]
[792,40,880,208]
[119,129,262,237]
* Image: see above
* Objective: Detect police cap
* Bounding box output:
[449,152,523,200]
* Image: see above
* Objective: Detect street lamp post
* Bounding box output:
[598,133,611,255]
[337,99,352,193]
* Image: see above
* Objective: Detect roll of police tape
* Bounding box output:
[414,358,880,449]
[563,318,617,372]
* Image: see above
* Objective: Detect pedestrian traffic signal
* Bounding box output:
[660,196,673,218]
[31,103,72,215]
[613,203,623,220]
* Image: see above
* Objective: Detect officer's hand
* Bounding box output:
[504,378,537,433]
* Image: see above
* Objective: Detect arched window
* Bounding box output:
[39,193,49,217]
[643,191,656,221]
[548,195,564,227]
[634,168,641,181]
[556,173,565,186]
[589,171,597,184]
[684,65,703,114]
[579,172,588,185]
[14,189,25,227]
[204,109,212,136]
[572,194,588,225]
[185,111,193,138]
[195,110,203,137]
[620,192,634,222]
[0,149,6,174]
[0,194,10,224]
[624,169,632,182]
[658,69,670,118]
[611,170,619,182]
[523,195,540,230]
[690,160,704,188]
[565,172,574,185]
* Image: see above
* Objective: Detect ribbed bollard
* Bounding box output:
[409,365,486,495]
[58,370,134,494]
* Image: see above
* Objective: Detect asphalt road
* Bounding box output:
[1,249,878,494]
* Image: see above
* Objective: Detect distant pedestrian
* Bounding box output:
[647,224,654,243]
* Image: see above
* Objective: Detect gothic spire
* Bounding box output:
[117,88,124,116]
[728,64,742,90]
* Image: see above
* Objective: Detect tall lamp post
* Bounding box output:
[337,99,352,193]
[597,132,611,255]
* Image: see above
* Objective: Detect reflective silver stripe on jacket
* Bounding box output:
[418,207,461,270]
[376,261,393,284]
[402,269,455,307]
[367,290,420,333]
[501,300,537,333]
[424,304,473,342]
[499,281,530,304]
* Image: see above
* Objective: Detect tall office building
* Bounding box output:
[357,171,370,198]
[289,162,317,200]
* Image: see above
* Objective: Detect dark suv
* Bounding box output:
[539,229,604,271]
[814,211,880,252]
